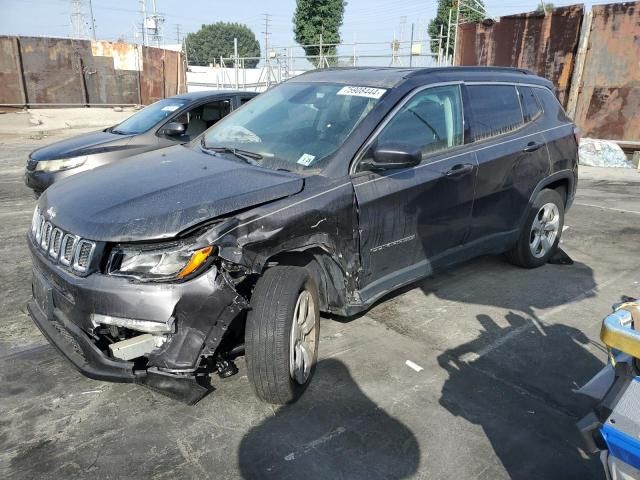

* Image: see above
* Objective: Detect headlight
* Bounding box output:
[108,241,214,281]
[34,156,87,173]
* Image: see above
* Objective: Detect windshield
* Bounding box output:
[202,82,385,172]
[112,98,188,135]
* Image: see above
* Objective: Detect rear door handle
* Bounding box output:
[523,141,544,153]
[446,163,474,177]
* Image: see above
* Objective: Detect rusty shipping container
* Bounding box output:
[456,5,584,107]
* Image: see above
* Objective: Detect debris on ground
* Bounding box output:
[579,138,633,168]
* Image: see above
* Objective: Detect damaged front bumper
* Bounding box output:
[27,240,247,404]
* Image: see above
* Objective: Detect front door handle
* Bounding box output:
[523,141,544,153]
[446,163,474,177]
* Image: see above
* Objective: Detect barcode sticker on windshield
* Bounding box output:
[337,86,386,99]
[297,153,315,166]
[161,105,180,112]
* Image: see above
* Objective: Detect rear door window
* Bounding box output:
[518,86,543,122]
[466,85,524,141]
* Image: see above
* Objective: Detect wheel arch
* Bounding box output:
[517,169,573,232]
[262,247,349,314]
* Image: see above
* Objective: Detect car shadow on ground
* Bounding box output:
[237,358,420,480]
[423,255,604,478]
[437,312,604,478]
[357,250,603,477]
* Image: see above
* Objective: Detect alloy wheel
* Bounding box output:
[529,202,560,258]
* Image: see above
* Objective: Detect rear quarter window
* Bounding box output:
[466,85,524,141]
[534,87,572,123]
[518,86,543,122]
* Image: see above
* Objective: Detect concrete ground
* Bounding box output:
[1,128,639,480]
[0,108,136,136]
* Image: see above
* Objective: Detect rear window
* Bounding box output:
[466,85,524,141]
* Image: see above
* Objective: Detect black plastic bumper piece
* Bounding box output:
[27,297,213,404]
[27,298,137,383]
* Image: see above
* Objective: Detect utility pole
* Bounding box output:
[234,37,239,90]
[409,23,414,67]
[438,24,443,64]
[87,0,96,40]
[261,13,272,87]
[175,24,182,43]
[453,0,461,65]
[445,8,452,63]
[139,0,147,46]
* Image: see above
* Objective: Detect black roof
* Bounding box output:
[290,66,552,89]
[171,89,256,101]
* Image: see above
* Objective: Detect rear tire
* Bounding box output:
[245,266,320,404]
[506,188,564,268]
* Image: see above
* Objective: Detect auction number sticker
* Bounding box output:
[337,86,387,99]
[161,105,181,112]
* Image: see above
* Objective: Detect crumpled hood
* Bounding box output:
[39,145,304,242]
[30,130,134,161]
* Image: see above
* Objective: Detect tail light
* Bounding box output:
[573,127,581,145]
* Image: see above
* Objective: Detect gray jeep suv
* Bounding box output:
[27,67,578,404]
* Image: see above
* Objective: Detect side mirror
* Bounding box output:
[162,122,186,137]
[361,143,422,171]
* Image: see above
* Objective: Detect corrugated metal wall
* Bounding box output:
[573,2,640,140]
[456,5,584,107]
[456,1,640,140]
[0,36,186,107]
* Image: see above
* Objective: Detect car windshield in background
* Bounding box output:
[202,83,385,172]
[112,99,187,135]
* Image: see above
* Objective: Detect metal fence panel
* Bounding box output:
[19,36,86,105]
[456,5,584,106]
[0,37,24,105]
[573,2,640,140]
[84,42,140,105]
[0,36,186,107]
[140,46,165,105]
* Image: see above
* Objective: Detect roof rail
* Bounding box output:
[420,66,536,76]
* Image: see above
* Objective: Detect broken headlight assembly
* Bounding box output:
[107,241,215,282]
[34,155,88,173]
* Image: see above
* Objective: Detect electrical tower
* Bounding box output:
[70,0,88,39]
[139,0,165,47]
[261,13,276,87]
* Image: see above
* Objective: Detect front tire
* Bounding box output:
[245,266,320,404]
[506,188,565,268]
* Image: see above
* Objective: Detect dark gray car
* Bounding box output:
[24,90,258,195]
[27,67,578,405]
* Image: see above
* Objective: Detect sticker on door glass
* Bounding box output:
[297,153,315,166]
[161,105,181,112]
[337,86,386,99]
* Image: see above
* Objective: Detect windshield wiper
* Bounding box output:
[200,140,263,165]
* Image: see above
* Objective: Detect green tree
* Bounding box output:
[293,0,346,66]
[428,0,485,57]
[185,22,261,68]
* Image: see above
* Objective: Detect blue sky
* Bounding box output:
[1,0,601,59]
